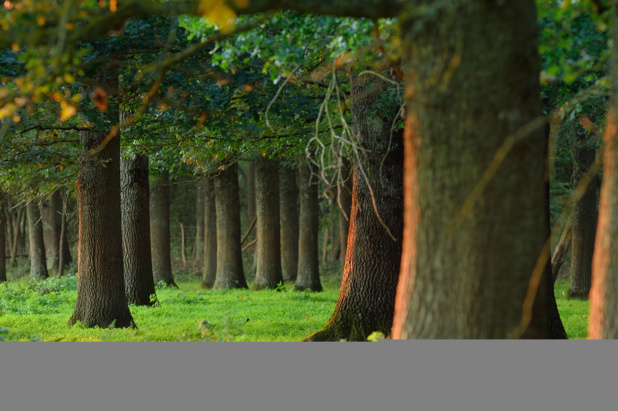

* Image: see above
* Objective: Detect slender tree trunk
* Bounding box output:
[246,161,257,271]
[214,163,247,289]
[307,71,404,341]
[27,201,49,279]
[588,6,618,339]
[568,128,598,299]
[201,177,217,288]
[338,157,353,266]
[192,178,206,271]
[58,193,68,278]
[253,158,283,290]
[41,190,62,271]
[0,194,6,282]
[68,67,135,328]
[150,171,177,287]
[392,1,565,339]
[552,215,572,282]
[279,164,299,282]
[121,151,156,306]
[10,206,23,267]
[295,161,322,292]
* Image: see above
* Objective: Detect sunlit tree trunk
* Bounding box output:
[69,67,135,328]
[27,201,48,280]
[214,163,247,289]
[588,6,618,339]
[150,170,177,287]
[121,151,156,306]
[392,1,565,339]
[201,177,217,288]
[338,157,353,266]
[295,161,322,292]
[253,158,283,290]
[280,164,299,282]
[307,71,404,341]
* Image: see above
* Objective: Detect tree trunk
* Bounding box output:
[68,68,135,328]
[552,215,572,282]
[58,193,68,277]
[214,163,247,289]
[9,206,23,267]
[279,164,299,282]
[253,158,283,290]
[295,161,322,292]
[307,71,404,341]
[192,178,206,271]
[392,1,565,339]
[201,177,217,288]
[246,160,257,269]
[121,151,156,306]
[568,128,598,299]
[27,201,49,279]
[338,157,353,266]
[40,189,72,271]
[150,171,177,287]
[588,6,618,339]
[0,194,6,282]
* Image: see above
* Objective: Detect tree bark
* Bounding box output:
[192,178,206,271]
[68,67,135,328]
[295,161,322,292]
[214,163,247,289]
[40,189,71,271]
[9,206,23,267]
[253,157,283,290]
[588,6,618,339]
[201,177,217,288]
[121,151,156,306]
[27,201,49,280]
[58,193,68,277]
[552,215,572,282]
[0,194,6,282]
[246,160,257,268]
[150,171,177,287]
[307,71,404,340]
[279,164,299,282]
[338,157,353,265]
[392,1,565,339]
[568,127,598,299]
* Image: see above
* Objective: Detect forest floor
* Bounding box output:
[1,260,588,341]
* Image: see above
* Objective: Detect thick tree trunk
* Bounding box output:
[0,194,6,282]
[295,161,322,292]
[307,71,404,341]
[27,201,49,280]
[121,152,156,306]
[68,68,135,328]
[192,178,206,271]
[253,158,283,290]
[568,129,598,299]
[588,7,618,339]
[392,1,565,339]
[279,164,299,282]
[214,163,247,289]
[338,157,353,265]
[201,177,217,288]
[150,171,177,287]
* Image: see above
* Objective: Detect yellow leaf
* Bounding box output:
[64,73,75,84]
[60,101,76,122]
[199,0,236,32]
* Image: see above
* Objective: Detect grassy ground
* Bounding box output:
[0,262,590,341]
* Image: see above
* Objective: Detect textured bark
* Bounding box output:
[552,215,572,282]
[246,161,257,266]
[588,7,618,339]
[214,163,247,289]
[27,201,49,280]
[295,162,322,292]
[568,129,598,299]
[121,151,156,306]
[40,190,71,270]
[58,194,68,277]
[253,158,283,290]
[307,71,404,341]
[192,178,206,271]
[68,68,135,328]
[0,194,6,282]
[279,165,299,282]
[201,177,217,288]
[9,206,23,267]
[338,157,353,266]
[150,171,177,287]
[392,1,565,339]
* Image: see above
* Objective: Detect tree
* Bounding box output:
[279,164,299,282]
[192,178,206,271]
[253,157,283,289]
[295,161,322,292]
[150,170,177,288]
[307,71,403,340]
[337,157,353,266]
[41,189,73,271]
[26,201,48,279]
[201,177,217,288]
[0,193,6,282]
[214,163,248,289]
[68,68,135,329]
[121,151,157,306]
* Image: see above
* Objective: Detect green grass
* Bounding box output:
[0,266,591,341]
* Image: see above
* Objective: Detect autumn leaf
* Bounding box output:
[93,86,108,111]
[198,0,236,33]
